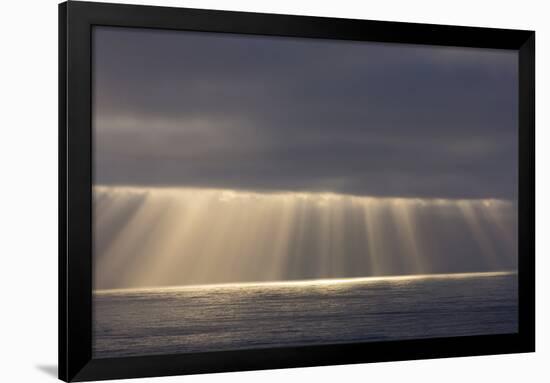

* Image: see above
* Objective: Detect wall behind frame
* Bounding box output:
[0,0,546,382]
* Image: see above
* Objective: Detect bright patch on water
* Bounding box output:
[93,271,517,358]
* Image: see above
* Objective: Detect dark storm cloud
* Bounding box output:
[93,27,518,199]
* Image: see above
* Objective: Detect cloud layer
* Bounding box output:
[93,27,518,199]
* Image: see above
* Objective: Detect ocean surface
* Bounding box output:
[93,271,517,358]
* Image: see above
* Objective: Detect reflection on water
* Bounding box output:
[93,272,518,358]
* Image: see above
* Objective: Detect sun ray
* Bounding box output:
[93,186,517,290]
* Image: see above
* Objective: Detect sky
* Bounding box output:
[92,27,518,289]
[93,26,518,200]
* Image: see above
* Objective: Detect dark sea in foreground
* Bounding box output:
[93,271,517,358]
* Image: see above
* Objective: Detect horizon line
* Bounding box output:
[94,270,517,295]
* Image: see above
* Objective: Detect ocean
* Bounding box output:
[93,271,517,358]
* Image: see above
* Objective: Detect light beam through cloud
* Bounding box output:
[93,186,517,290]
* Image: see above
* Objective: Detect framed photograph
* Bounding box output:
[59,1,535,381]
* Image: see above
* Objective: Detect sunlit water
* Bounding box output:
[93,271,517,358]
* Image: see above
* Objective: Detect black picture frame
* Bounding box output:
[59,1,535,381]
